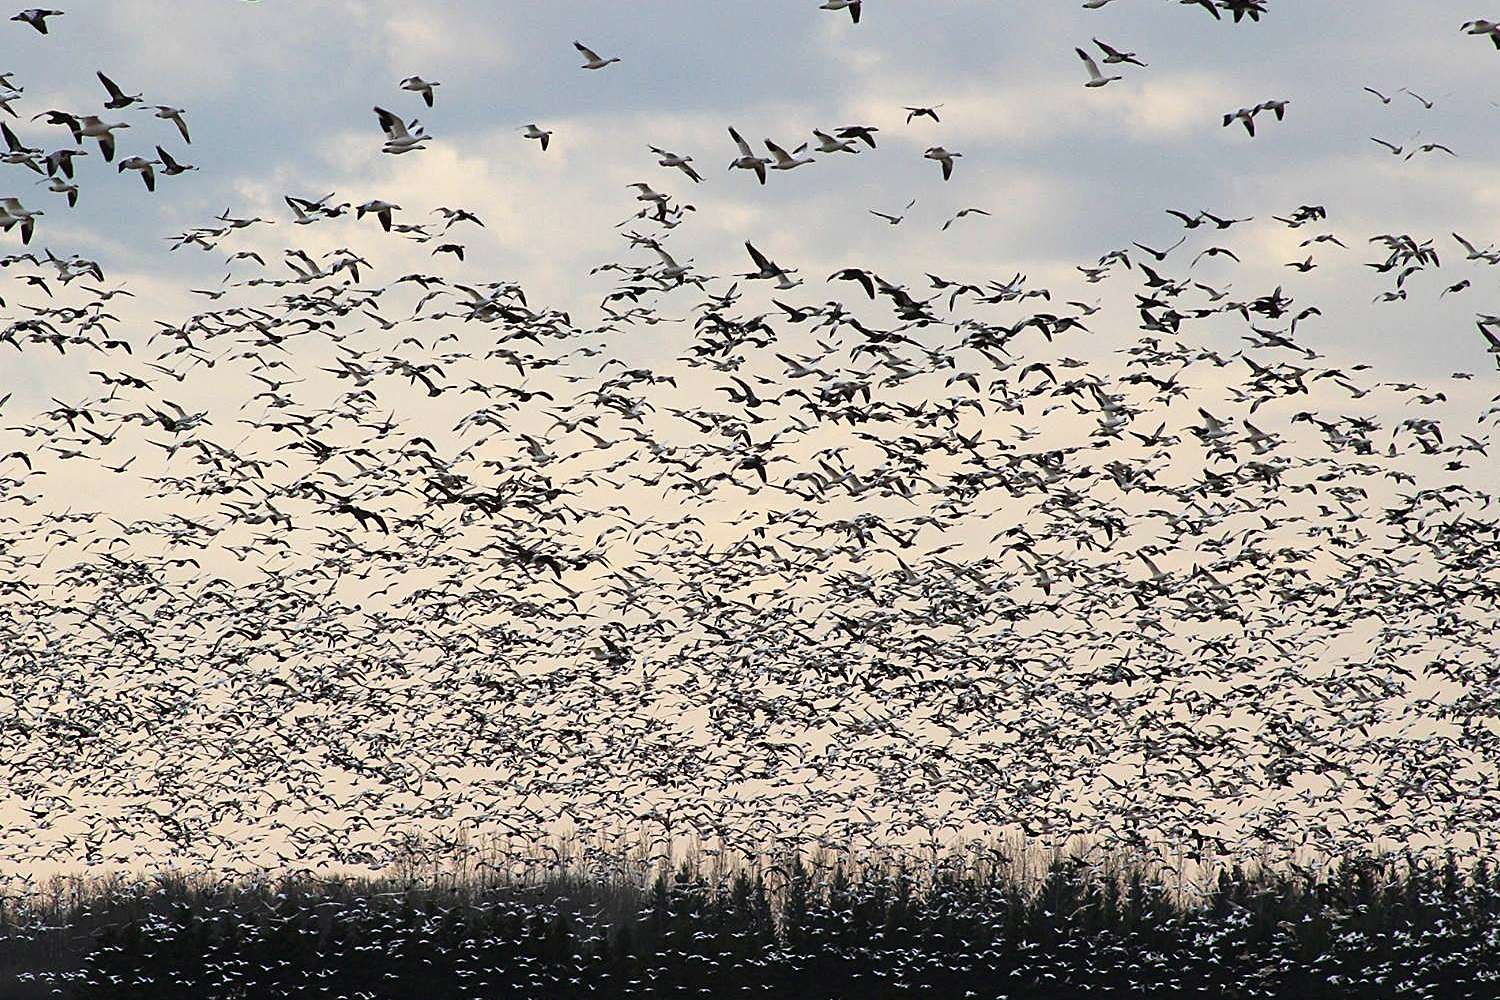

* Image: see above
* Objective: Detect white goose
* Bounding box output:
[153,106,190,143]
[818,0,861,23]
[765,139,814,170]
[521,124,553,150]
[727,126,770,184]
[356,199,400,231]
[0,197,42,243]
[117,156,156,192]
[923,146,961,180]
[39,175,77,207]
[400,76,440,106]
[574,41,619,69]
[811,129,858,154]
[374,106,427,154]
[78,115,130,162]
[1076,47,1122,87]
[649,146,702,182]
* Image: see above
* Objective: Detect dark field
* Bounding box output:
[3,844,1497,999]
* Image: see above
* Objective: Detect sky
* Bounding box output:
[3,1,1500,881]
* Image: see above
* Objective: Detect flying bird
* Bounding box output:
[574,41,620,69]
[521,124,553,150]
[650,145,702,181]
[923,146,961,179]
[11,8,62,33]
[727,127,770,184]
[1076,48,1122,87]
[1093,38,1146,66]
[400,76,440,106]
[819,0,861,22]
[373,106,427,154]
[96,70,142,109]
[152,106,190,143]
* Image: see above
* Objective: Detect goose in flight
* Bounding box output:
[811,129,858,154]
[0,122,40,172]
[650,146,701,181]
[1255,99,1289,121]
[1082,0,1120,6]
[155,146,196,175]
[836,124,879,148]
[727,127,769,184]
[1405,142,1456,159]
[11,8,62,33]
[78,115,129,162]
[904,105,943,124]
[1223,106,1258,135]
[819,0,861,22]
[152,106,190,143]
[924,146,960,179]
[356,199,400,231]
[628,182,669,207]
[1402,88,1436,109]
[521,124,552,150]
[0,197,41,243]
[1076,48,1122,87]
[117,155,156,192]
[1093,38,1146,66]
[574,41,619,69]
[1462,20,1500,48]
[1370,137,1403,155]
[39,174,77,206]
[741,241,796,283]
[400,76,440,106]
[869,199,915,225]
[765,138,814,170]
[941,207,990,231]
[96,70,142,109]
[1363,86,1392,104]
[374,106,427,154]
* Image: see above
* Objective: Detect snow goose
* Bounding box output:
[39,175,76,207]
[155,146,196,175]
[574,41,619,69]
[811,129,858,154]
[77,115,129,162]
[1076,47,1122,87]
[649,145,702,181]
[95,70,141,109]
[0,197,41,243]
[819,0,861,23]
[923,146,960,180]
[764,138,814,169]
[521,124,552,150]
[117,155,155,192]
[11,8,62,33]
[356,199,400,231]
[152,106,190,143]
[400,76,440,106]
[727,126,769,183]
[373,106,427,154]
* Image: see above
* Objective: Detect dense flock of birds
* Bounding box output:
[2,2,1500,896]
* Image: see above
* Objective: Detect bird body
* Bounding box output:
[574,41,619,69]
[924,146,960,180]
[400,76,440,106]
[12,8,63,33]
[1076,47,1122,86]
[521,124,553,150]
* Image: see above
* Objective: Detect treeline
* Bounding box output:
[3,846,1498,998]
